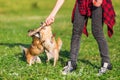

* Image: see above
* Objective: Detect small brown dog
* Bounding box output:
[21,32,44,66]
[39,25,62,66]
[23,23,62,66]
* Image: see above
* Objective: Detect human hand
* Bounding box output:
[45,16,55,26]
[93,0,103,7]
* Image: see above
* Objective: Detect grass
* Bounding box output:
[0,0,120,80]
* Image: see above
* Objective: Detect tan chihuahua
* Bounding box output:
[38,25,62,66]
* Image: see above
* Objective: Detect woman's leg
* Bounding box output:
[62,4,86,75]
[92,6,111,65]
[70,4,86,68]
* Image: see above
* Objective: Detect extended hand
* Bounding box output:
[45,16,55,26]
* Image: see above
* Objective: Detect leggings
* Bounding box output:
[70,4,110,66]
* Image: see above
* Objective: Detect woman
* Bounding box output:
[45,0,116,75]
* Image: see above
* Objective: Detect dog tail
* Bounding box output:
[56,37,62,52]
[19,45,28,58]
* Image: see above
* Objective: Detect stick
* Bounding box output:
[28,22,46,36]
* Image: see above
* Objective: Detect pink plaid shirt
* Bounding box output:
[72,0,116,37]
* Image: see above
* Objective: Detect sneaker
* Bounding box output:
[97,62,112,76]
[62,61,76,75]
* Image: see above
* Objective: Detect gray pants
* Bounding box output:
[70,5,110,66]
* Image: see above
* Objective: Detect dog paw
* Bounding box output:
[35,56,42,63]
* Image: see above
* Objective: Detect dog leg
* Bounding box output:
[45,50,50,62]
[45,50,53,62]
[29,58,34,66]
[53,49,59,66]
[35,56,41,63]
[53,55,59,66]
[53,58,57,66]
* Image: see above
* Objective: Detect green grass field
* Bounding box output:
[0,0,120,80]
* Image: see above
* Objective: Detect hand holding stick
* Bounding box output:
[93,0,103,7]
[28,22,46,37]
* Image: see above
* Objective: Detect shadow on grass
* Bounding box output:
[78,59,99,69]
[15,50,70,66]
[59,50,70,66]
[15,52,26,62]
[0,42,99,68]
[0,42,30,48]
[59,50,99,68]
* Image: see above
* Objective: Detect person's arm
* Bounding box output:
[93,0,103,7]
[45,0,64,25]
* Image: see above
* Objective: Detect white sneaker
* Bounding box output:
[97,62,112,76]
[62,61,74,75]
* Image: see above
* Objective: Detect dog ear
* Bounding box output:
[53,33,56,37]
[40,22,44,26]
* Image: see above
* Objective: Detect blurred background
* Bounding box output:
[0,0,120,80]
